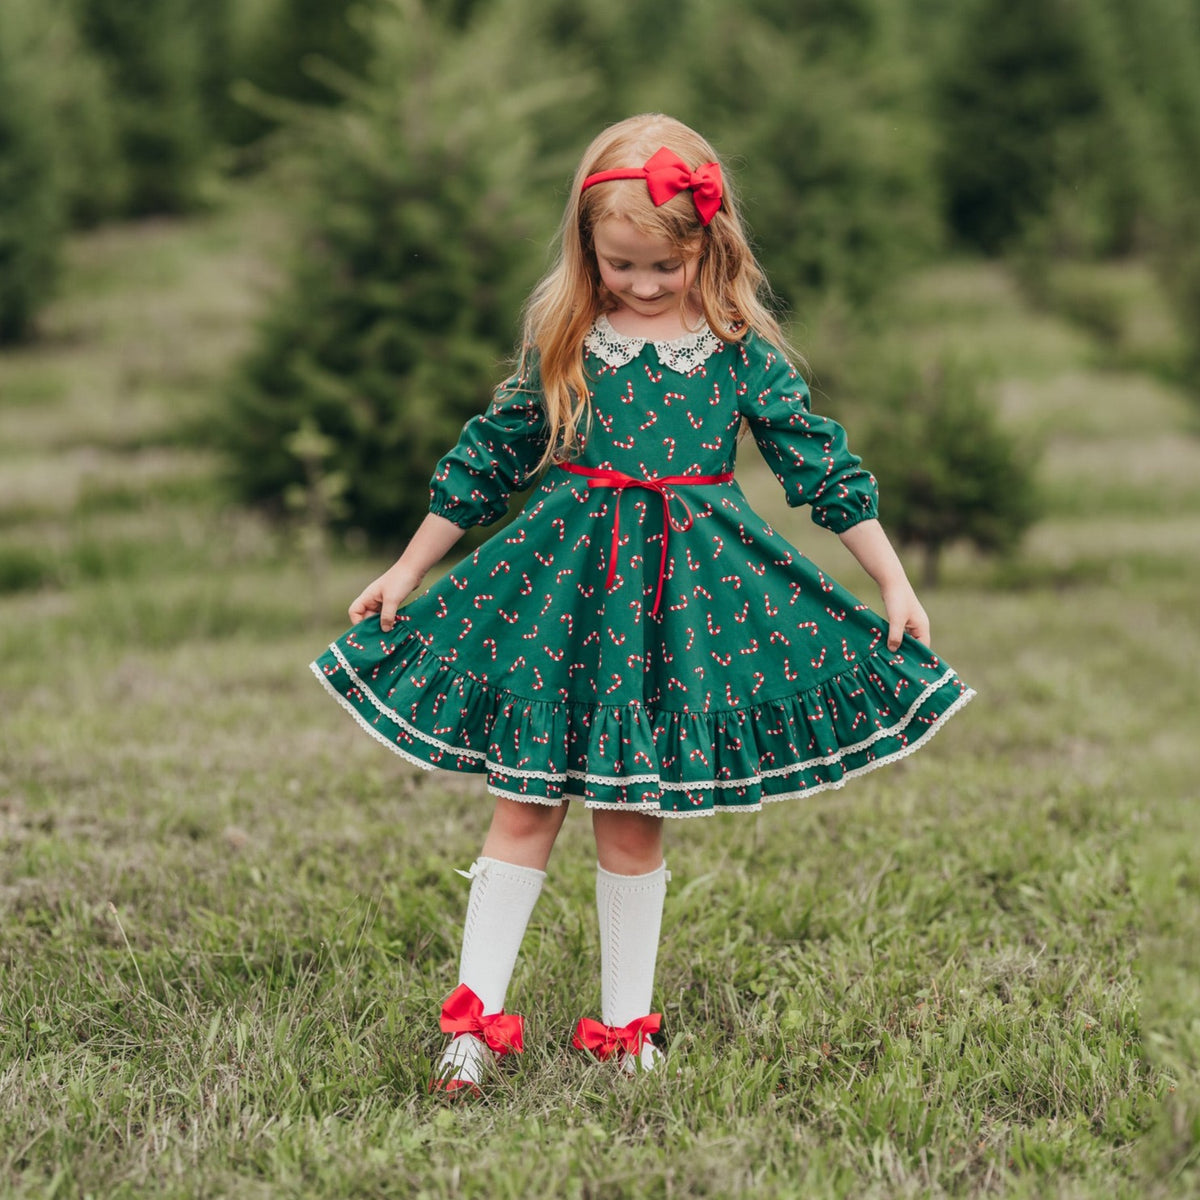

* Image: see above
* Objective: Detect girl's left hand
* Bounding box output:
[880,580,931,650]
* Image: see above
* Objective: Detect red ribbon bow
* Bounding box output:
[558,462,734,617]
[439,983,524,1055]
[581,146,724,225]
[573,1013,663,1060]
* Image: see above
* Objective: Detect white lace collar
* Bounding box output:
[583,312,723,374]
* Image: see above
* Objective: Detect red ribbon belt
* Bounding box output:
[439,983,524,1055]
[558,462,734,617]
[572,1013,663,1060]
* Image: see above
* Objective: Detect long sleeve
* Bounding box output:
[735,334,878,533]
[427,355,550,530]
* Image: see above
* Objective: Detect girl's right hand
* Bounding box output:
[348,562,424,631]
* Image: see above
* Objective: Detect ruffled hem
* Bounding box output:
[310,626,975,819]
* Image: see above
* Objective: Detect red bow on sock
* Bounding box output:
[572,1013,662,1060]
[439,983,525,1055]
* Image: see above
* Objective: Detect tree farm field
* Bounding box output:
[1,189,1197,1198]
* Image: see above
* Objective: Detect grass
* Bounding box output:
[1,186,1198,1197]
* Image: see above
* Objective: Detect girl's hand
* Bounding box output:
[349,562,424,631]
[880,579,930,650]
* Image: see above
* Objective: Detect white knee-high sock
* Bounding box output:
[596,860,669,1028]
[438,855,545,1085]
[456,855,546,1012]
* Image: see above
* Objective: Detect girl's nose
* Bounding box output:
[630,277,661,298]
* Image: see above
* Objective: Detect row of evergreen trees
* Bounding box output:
[0,0,381,340]
[4,0,1198,566]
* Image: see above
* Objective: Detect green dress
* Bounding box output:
[310,317,974,817]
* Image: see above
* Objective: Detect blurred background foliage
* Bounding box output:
[2,0,1197,559]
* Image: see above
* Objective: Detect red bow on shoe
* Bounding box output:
[439,983,525,1054]
[572,1013,662,1060]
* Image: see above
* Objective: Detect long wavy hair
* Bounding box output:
[518,113,797,475]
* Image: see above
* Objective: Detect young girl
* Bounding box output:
[311,113,974,1094]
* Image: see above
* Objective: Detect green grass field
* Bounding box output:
[2,187,1197,1198]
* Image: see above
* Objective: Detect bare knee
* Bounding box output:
[592,809,664,875]
[481,797,568,869]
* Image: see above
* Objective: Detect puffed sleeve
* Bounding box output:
[736,333,878,533]
[427,354,550,530]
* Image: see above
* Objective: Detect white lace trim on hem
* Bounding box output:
[314,653,975,809]
[584,312,723,374]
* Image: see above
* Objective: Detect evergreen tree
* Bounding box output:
[223,0,579,546]
[856,358,1039,587]
[0,2,65,342]
[934,0,1105,253]
[73,0,214,213]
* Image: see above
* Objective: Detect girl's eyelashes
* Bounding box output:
[605,260,684,272]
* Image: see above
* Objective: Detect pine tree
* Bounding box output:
[0,2,65,342]
[857,358,1039,587]
[223,0,579,546]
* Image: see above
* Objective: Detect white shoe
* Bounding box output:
[430,1032,494,1096]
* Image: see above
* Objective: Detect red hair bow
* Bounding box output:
[572,1013,662,1060]
[439,983,524,1055]
[581,146,724,225]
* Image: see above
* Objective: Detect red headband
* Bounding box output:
[581,146,724,225]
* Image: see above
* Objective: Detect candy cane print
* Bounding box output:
[763,594,779,616]
[704,612,722,637]
[824,607,847,622]
[747,561,767,577]
[582,630,600,647]
[663,390,685,408]
[660,643,674,664]
[509,655,526,672]
[577,583,595,598]
[518,572,534,596]
[693,584,713,601]
[473,593,494,609]
[560,613,574,636]
[667,594,689,612]
[638,410,659,431]
[739,639,759,656]
[737,522,755,546]
[787,582,804,607]
[551,516,566,541]
[415,630,435,648]
[810,646,827,670]
[498,609,520,624]
[633,749,654,768]
[608,628,626,646]
[627,653,645,671]
[701,438,721,451]
[604,674,623,696]
[555,568,575,588]
[613,434,636,450]
[490,560,511,577]
[504,528,526,544]
[686,411,705,430]
[750,671,765,696]
[434,595,448,619]
[546,646,565,661]
[781,657,800,682]
[689,747,711,768]
[711,536,724,558]
[817,569,834,593]
[572,532,592,552]
[521,623,540,641]
[532,550,555,566]
[711,650,732,666]
[841,637,856,662]
[451,575,469,590]
[531,666,544,691]
[773,550,794,567]
[719,574,742,590]
[568,661,587,678]
[458,617,473,640]
[684,627,696,651]
[621,380,636,405]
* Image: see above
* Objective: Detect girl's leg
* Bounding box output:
[436,797,568,1089]
[586,809,668,1071]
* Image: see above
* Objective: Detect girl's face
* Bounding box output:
[592,217,700,321]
